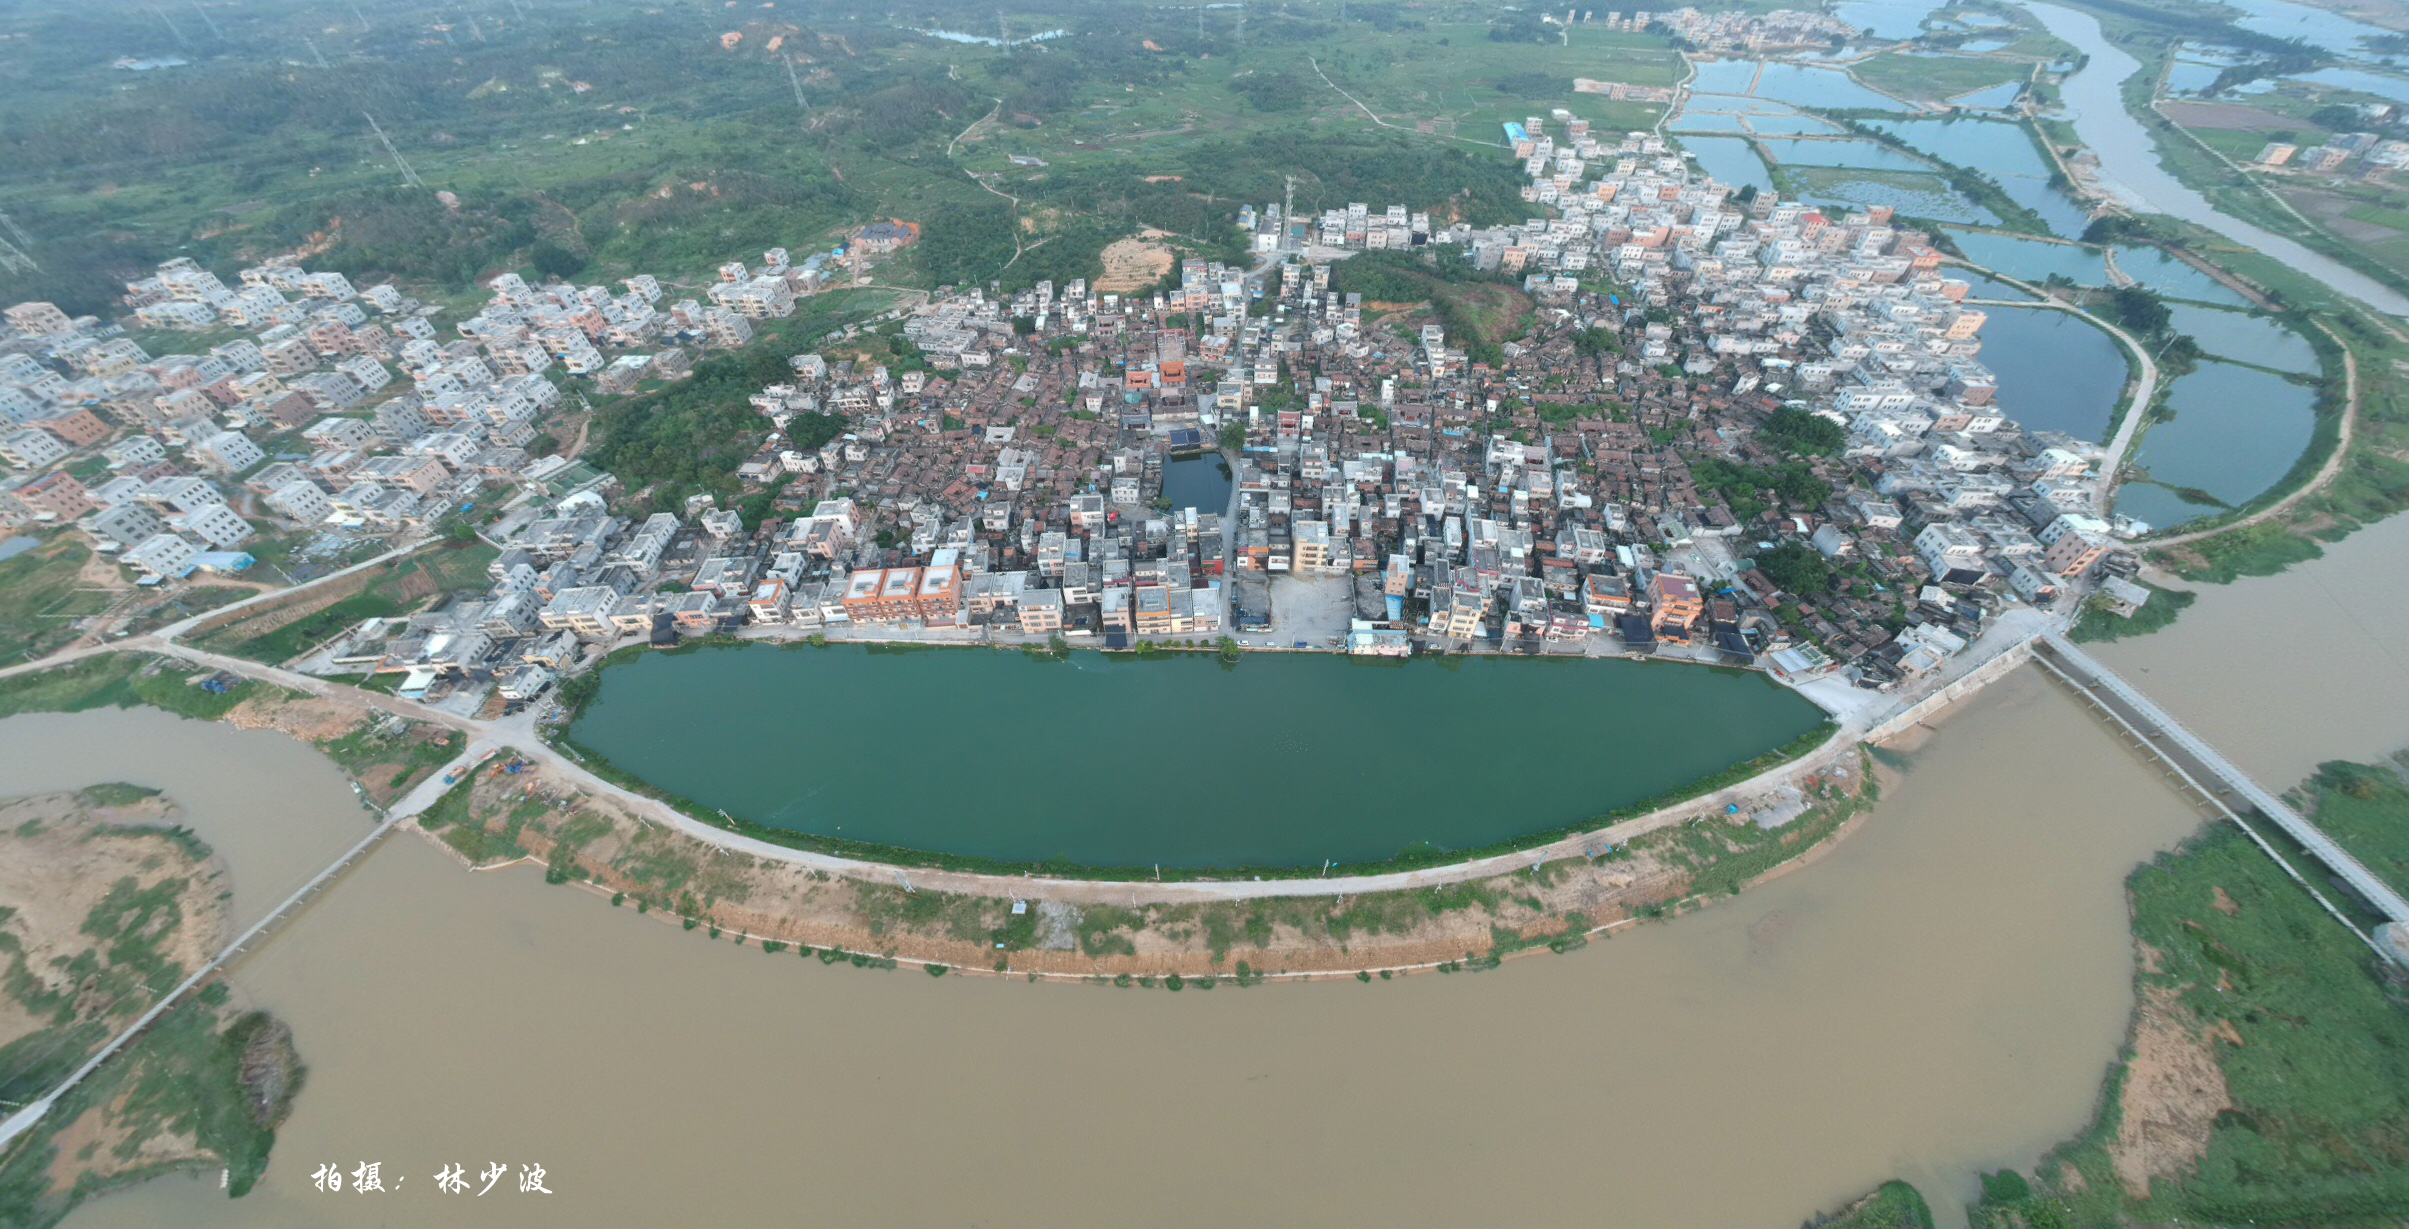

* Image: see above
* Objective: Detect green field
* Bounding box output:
[193,541,498,664]
[0,538,111,663]
[0,0,1686,314]
[1851,52,2025,103]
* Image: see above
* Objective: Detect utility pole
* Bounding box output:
[362,112,425,188]
[783,53,811,117]
[466,12,486,42]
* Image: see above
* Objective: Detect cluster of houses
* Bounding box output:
[513,116,2138,692]
[2255,126,2409,176]
[0,231,889,584]
[0,93,2169,710]
[1643,8,1861,51]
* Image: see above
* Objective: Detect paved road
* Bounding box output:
[130,619,2077,904]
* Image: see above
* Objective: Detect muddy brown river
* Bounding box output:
[37,516,2409,1228]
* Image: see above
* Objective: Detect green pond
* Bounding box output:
[568,644,1831,870]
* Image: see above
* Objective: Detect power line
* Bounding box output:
[301,35,329,68]
[189,2,224,39]
[152,6,190,48]
[362,112,426,188]
[782,53,813,118]
[0,211,38,274]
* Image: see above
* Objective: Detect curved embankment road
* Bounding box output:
[1955,272,2161,517]
[0,584,2051,904]
[2145,316,2359,550]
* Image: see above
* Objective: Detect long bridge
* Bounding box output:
[2033,633,2409,943]
[0,742,489,1156]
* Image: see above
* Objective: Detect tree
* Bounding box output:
[1232,70,1309,112]
[1760,406,1846,457]
[529,240,587,279]
[1572,327,1622,357]
[2106,286,2171,337]
[1755,541,1834,596]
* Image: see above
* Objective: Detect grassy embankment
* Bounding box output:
[1853,758,2409,1227]
[0,652,274,724]
[1810,1181,1937,1229]
[2142,286,2409,585]
[2068,580,2196,643]
[0,538,112,664]
[0,653,463,804]
[435,699,1879,979]
[1851,51,2028,104]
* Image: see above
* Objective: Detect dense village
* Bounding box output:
[0,102,2154,715]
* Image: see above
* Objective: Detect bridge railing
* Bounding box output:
[2039,633,2409,925]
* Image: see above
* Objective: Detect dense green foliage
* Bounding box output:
[2104,285,2174,337]
[1760,406,1846,457]
[588,296,884,506]
[1327,249,1530,366]
[1232,69,1310,111]
[914,201,1123,293]
[1975,767,2409,1227]
[1754,541,1835,596]
[1572,326,1624,357]
[593,351,847,506]
[2069,580,2196,642]
[1691,457,1833,517]
[916,202,1022,289]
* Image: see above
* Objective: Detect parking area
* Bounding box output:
[1258,573,1355,649]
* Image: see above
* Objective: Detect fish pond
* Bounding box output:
[568,644,1831,870]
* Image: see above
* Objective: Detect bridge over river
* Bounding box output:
[2034,633,2409,961]
[0,742,492,1155]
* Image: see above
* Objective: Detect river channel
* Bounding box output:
[36,505,2409,1229]
[567,645,1829,869]
[2023,1,2409,317]
[42,670,2196,1229]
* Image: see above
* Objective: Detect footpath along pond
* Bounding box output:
[566,644,1831,870]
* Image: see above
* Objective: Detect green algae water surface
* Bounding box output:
[568,643,1829,869]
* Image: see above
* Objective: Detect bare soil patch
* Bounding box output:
[0,792,223,1055]
[2161,102,2298,131]
[222,691,367,744]
[1095,234,1176,293]
[2111,984,2232,1198]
